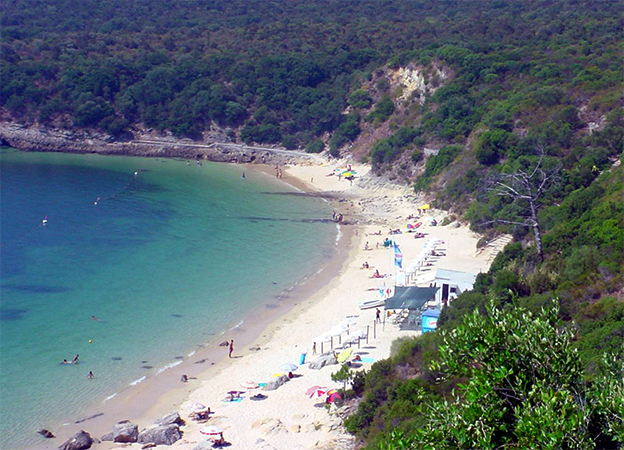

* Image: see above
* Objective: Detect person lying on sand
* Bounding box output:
[371,270,385,279]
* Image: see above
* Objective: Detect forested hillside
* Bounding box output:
[2,2,623,446]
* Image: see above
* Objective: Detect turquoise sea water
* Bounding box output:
[0,149,336,448]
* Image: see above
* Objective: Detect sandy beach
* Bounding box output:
[52,159,506,450]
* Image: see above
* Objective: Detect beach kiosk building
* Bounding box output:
[422,308,441,333]
[416,269,476,305]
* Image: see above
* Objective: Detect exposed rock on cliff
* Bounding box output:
[0,122,319,166]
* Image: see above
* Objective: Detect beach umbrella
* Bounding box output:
[419,204,430,210]
[337,348,353,363]
[240,381,258,389]
[280,363,298,372]
[200,425,222,436]
[327,391,342,403]
[327,325,346,337]
[306,386,327,398]
[272,372,285,378]
[186,401,207,413]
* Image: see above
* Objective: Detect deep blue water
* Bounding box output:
[0,149,336,448]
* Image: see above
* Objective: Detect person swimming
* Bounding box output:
[87,371,94,379]
[72,354,79,364]
[61,359,70,365]
[42,216,48,225]
[241,172,246,179]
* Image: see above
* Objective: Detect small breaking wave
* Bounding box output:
[229,319,244,331]
[129,376,146,386]
[156,361,182,375]
[103,392,118,403]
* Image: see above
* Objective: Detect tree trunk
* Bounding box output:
[529,199,544,262]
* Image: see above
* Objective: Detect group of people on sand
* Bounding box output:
[274,165,283,178]
[332,211,343,223]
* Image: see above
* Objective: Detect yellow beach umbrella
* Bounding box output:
[337,348,353,363]
[419,204,430,210]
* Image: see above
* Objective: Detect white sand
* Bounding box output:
[95,159,504,450]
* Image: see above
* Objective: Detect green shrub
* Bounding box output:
[305,139,324,153]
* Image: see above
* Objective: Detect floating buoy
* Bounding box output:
[88,339,93,344]
[42,216,48,225]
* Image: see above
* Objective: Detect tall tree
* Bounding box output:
[486,152,560,261]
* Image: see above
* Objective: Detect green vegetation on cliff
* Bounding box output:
[2,1,623,446]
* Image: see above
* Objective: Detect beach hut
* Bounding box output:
[416,269,476,305]
[422,308,441,333]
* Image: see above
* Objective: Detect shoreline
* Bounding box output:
[24,154,503,450]
[25,159,356,450]
[0,122,321,166]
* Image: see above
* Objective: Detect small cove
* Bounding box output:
[0,149,336,448]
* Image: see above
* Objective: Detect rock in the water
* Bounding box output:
[155,411,185,426]
[308,353,338,370]
[113,420,138,443]
[137,424,181,446]
[262,375,289,391]
[101,432,113,442]
[59,430,93,450]
[38,429,55,438]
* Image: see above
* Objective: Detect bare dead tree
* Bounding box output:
[486,152,561,262]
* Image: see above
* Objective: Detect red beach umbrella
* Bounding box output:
[306,386,327,398]
[200,425,222,436]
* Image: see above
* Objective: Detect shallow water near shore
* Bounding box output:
[0,148,336,448]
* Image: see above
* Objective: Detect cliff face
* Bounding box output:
[0,122,319,165]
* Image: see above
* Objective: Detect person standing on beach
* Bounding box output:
[229,340,234,358]
[376,308,381,323]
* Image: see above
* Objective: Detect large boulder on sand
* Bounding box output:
[308,353,338,370]
[113,420,138,443]
[155,412,185,426]
[101,432,113,442]
[192,442,214,450]
[137,424,181,445]
[59,430,93,450]
[262,375,289,391]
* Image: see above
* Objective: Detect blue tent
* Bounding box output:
[422,308,441,333]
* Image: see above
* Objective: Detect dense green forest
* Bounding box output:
[2,0,623,447]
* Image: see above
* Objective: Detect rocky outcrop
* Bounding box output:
[38,429,55,438]
[137,424,181,446]
[308,353,338,370]
[113,420,138,443]
[155,411,185,427]
[101,432,113,442]
[59,430,93,450]
[0,122,319,166]
[262,375,289,391]
[192,442,215,450]
[251,418,288,435]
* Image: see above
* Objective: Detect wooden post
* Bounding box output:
[366,325,369,344]
[373,321,376,339]
[331,336,333,350]
[358,337,361,349]
[321,342,324,354]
